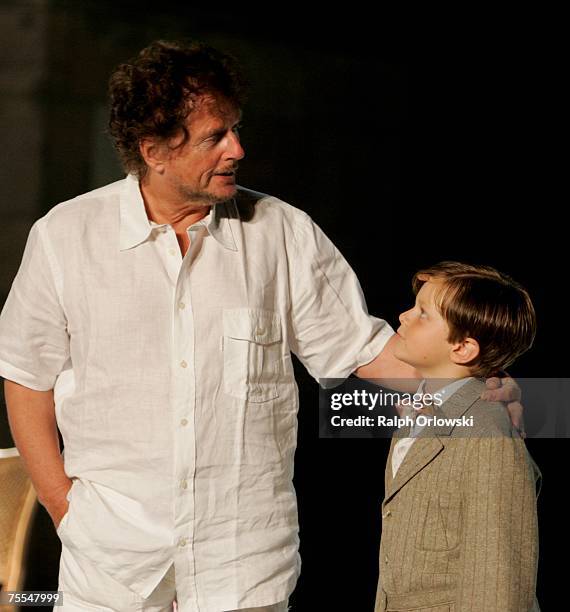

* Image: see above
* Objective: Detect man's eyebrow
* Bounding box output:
[202,118,242,140]
[202,127,226,139]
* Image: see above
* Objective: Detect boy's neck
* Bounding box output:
[416,364,473,395]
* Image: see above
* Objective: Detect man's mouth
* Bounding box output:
[214,167,237,177]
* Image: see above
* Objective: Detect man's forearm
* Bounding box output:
[4,380,70,507]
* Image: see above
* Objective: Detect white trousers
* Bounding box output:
[57,543,289,611]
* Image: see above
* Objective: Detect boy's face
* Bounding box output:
[394,279,457,374]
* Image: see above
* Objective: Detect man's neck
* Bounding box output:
[139,174,212,230]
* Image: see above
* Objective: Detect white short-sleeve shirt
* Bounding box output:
[0,174,394,610]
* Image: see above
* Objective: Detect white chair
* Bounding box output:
[0,448,37,610]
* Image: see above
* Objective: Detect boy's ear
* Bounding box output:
[450,337,480,366]
[139,138,167,174]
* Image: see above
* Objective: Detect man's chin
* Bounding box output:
[207,185,238,204]
[179,184,237,205]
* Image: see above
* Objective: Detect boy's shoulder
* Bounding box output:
[443,378,517,438]
[465,397,515,437]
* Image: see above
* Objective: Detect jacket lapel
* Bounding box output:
[384,378,486,503]
[384,437,444,503]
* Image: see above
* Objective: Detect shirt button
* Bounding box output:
[169,248,177,256]
[256,327,265,335]
[178,537,187,547]
[178,301,186,310]
[180,360,187,368]
[180,479,188,489]
[384,555,389,564]
[180,418,188,426]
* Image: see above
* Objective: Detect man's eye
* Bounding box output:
[206,134,223,144]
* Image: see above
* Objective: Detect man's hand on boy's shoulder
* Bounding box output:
[481,374,526,438]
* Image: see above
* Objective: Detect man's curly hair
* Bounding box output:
[108,40,248,178]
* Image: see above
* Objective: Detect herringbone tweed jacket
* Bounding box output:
[374,378,542,612]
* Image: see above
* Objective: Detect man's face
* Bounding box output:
[157,93,245,205]
[393,280,455,373]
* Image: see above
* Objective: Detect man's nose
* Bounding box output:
[226,131,245,160]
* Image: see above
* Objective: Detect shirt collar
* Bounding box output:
[405,377,474,434]
[119,173,238,252]
[414,377,474,405]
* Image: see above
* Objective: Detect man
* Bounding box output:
[0,40,522,611]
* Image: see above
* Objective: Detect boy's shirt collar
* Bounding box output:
[415,377,474,407]
[407,377,474,436]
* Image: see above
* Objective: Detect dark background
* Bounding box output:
[0,1,564,610]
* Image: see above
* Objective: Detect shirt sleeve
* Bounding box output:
[0,219,70,391]
[288,211,394,385]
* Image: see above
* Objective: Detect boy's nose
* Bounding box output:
[399,310,408,325]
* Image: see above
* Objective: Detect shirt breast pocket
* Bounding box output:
[222,308,282,402]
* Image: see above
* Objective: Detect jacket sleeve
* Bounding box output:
[457,435,540,611]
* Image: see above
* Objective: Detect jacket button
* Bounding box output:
[382,509,392,519]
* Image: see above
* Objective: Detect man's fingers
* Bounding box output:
[484,377,501,391]
[482,376,522,402]
[501,376,522,401]
[482,378,526,437]
[507,401,526,438]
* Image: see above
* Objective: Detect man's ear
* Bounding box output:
[450,337,480,366]
[139,138,166,174]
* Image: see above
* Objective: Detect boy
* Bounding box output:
[375,262,541,612]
